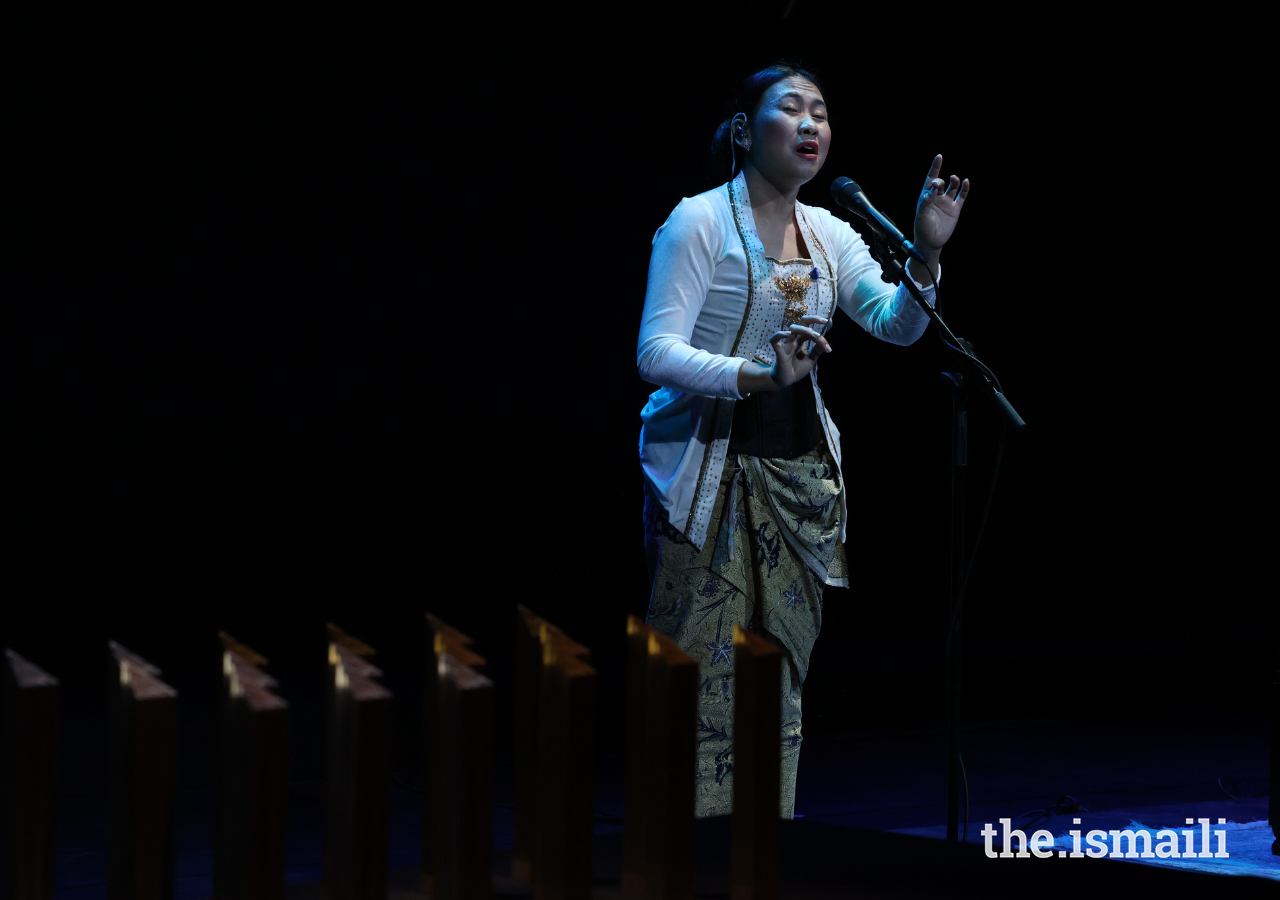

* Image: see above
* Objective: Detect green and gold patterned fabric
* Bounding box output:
[644,442,845,818]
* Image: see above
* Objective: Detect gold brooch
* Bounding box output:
[775,273,811,326]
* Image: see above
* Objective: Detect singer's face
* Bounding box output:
[747,78,830,188]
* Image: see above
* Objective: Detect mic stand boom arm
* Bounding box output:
[870,234,1026,433]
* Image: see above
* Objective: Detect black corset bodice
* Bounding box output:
[728,374,822,459]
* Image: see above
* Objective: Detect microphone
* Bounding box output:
[829,176,928,266]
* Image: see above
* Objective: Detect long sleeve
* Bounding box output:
[824,212,936,346]
[637,197,746,400]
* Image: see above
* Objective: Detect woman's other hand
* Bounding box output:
[770,316,832,387]
[737,316,832,395]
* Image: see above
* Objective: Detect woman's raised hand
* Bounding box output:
[913,154,969,253]
[768,315,831,388]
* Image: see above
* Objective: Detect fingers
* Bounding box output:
[769,329,808,361]
[769,329,795,349]
[789,325,832,360]
[923,153,943,189]
[770,325,833,352]
[796,315,829,327]
[770,325,824,343]
[768,325,834,383]
[768,329,798,360]
[791,324,831,353]
[924,172,970,208]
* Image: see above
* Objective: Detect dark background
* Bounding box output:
[5,5,1271,790]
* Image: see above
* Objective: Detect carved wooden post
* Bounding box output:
[623,617,697,900]
[512,605,542,884]
[641,628,697,900]
[622,617,651,898]
[513,605,590,885]
[107,640,178,900]
[214,632,289,900]
[730,626,780,900]
[424,613,489,899]
[2,649,59,900]
[323,624,392,900]
[434,649,494,900]
[536,632,596,900]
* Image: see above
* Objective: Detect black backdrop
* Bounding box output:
[6,6,1271,781]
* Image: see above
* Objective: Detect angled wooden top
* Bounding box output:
[220,632,287,712]
[438,652,494,692]
[435,637,485,670]
[647,630,698,667]
[732,624,780,656]
[326,622,375,658]
[218,630,268,667]
[427,612,485,670]
[542,632,596,677]
[426,612,473,648]
[109,640,177,701]
[4,648,58,689]
[328,631,391,702]
[519,604,591,662]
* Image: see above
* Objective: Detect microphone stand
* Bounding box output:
[867,233,1026,843]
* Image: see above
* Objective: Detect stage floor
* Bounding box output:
[48,708,1273,896]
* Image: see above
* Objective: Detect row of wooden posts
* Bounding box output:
[2,607,786,900]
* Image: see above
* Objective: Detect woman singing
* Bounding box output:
[637,62,969,818]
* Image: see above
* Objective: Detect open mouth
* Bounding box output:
[795,141,819,160]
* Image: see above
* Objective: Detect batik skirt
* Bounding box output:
[643,442,846,818]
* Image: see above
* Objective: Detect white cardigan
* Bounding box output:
[637,171,936,551]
